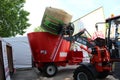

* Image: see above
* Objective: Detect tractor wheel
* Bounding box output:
[97,71,109,79]
[73,66,95,80]
[43,63,58,77]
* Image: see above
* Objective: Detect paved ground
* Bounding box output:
[11,63,120,80]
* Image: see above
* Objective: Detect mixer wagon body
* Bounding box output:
[27,32,83,77]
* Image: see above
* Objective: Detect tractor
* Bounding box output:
[71,15,120,80]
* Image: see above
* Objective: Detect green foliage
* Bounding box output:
[105,23,109,29]
[34,26,44,32]
[0,0,30,37]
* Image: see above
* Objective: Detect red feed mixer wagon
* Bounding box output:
[27,32,85,77]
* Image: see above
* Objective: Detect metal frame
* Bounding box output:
[0,40,6,80]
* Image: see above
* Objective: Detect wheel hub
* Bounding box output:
[77,72,88,80]
[47,65,55,75]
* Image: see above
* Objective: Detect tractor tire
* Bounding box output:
[73,66,95,80]
[97,71,109,79]
[43,63,58,77]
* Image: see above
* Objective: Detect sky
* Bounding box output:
[23,0,120,35]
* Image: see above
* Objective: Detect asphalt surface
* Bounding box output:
[11,63,120,80]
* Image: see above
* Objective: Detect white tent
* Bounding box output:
[4,37,32,68]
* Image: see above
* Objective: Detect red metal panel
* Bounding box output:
[67,51,83,64]
[54,39,70,61]
[27,32,70,63]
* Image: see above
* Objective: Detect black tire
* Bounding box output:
[38,68,43,73]
[73,66,95,80]
[43,63,58,77]
[97,71,109,79]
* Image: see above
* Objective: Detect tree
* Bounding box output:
[0,0,30,37]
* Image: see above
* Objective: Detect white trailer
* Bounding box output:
[4,36,32,68]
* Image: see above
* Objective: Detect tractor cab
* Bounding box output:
[106,15,120,61]
[95,15,120,61]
